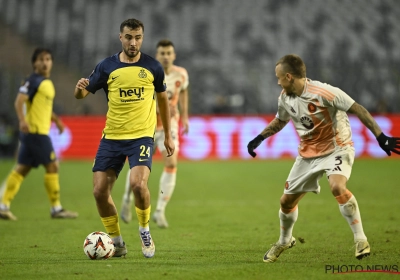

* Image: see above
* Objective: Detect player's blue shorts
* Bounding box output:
[92,137,154,177]
[18,133,56,168]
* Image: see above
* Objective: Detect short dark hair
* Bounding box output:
[156,39,175,48]
[120,18,144,33]
[31,48,52,65]
[276,54,306,78]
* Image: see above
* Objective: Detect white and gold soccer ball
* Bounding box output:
[83,231,115,260]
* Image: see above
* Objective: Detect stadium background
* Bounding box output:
[0,0,399,160]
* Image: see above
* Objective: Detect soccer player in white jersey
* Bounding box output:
[247,54,400,262]
[120,39,189,228]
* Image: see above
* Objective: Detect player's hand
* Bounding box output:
[19,120,29,134]
[164,135,175,157]
[377,132,400,156]
[247,134,265,158]
[181,117,189,135]
[76,78,89,90]
[55,120,65,134]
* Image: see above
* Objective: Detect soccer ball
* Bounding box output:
[83,231,115,260]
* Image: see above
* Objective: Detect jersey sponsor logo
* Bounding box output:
[290,106,296,114]
[139,158,148,162]
[300,116,314,129]
[175,80,181,88]
[119,87,144,99]
[308,103,317,113]
[112,75,120,80]
[138,69,147,78]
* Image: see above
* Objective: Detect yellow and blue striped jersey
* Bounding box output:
[86,52,166,140]
[19,73,55,135]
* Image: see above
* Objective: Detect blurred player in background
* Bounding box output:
[74,19,174,258]
[247,54,400,262]
[120,39,189,228]
[0,48,78,221]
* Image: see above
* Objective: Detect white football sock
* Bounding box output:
[112,235,123,246]
[139,226,150,233]
[51,205,62,213]
[123,170,133,203]
[339,195,367,241]
[156,170,176,212]
[278,207,298,245]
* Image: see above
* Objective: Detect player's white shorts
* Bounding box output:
[284,145,355,195]
[154,118,179,153]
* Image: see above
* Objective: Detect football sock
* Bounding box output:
[44,173,61,208]
[136,206,151,228]
[139,226,150,234]
[1,170,23,208]
[278,206,298,245]
[0,176,7,198]
[156,168,177,212]
[123,169,133,202]
[100,214,123,244]
[336,190,367,241]
[51,205,62,213]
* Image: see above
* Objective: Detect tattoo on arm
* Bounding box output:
[347,102,382,137]
[261,118,289,138]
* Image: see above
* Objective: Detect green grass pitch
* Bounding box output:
[0,158,399,279]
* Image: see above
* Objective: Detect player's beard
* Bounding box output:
[123,47,139,58]
[285,79,296,97]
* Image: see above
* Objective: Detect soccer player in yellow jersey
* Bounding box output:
[74,19,174,259]
[247,54,400,262]
[0,48,78,221]
[120,39,189,228]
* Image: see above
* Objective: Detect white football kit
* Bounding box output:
[276,79,356,194]
[155,65,189,152]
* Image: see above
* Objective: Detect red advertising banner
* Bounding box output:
[50,115,400,160]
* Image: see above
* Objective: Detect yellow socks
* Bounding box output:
[1,170,24,208]
[101,214,121,238]
[101,214,123,245]
[136,206,151,228]
[44,173,61,208]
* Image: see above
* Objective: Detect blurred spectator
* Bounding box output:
[0,0,399,115]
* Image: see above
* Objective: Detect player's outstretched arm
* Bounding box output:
[347,102,400,156]
[247,118,289,158]
[157,91,175,157]
[74,78,90,99]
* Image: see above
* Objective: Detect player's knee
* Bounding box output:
[165,163,177,170]
[280,196,296,210]
[92,186,109,201]
[130,179,147,195]
[15,165,30,177]
[330,182,347,196]
[44,161,59,173]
